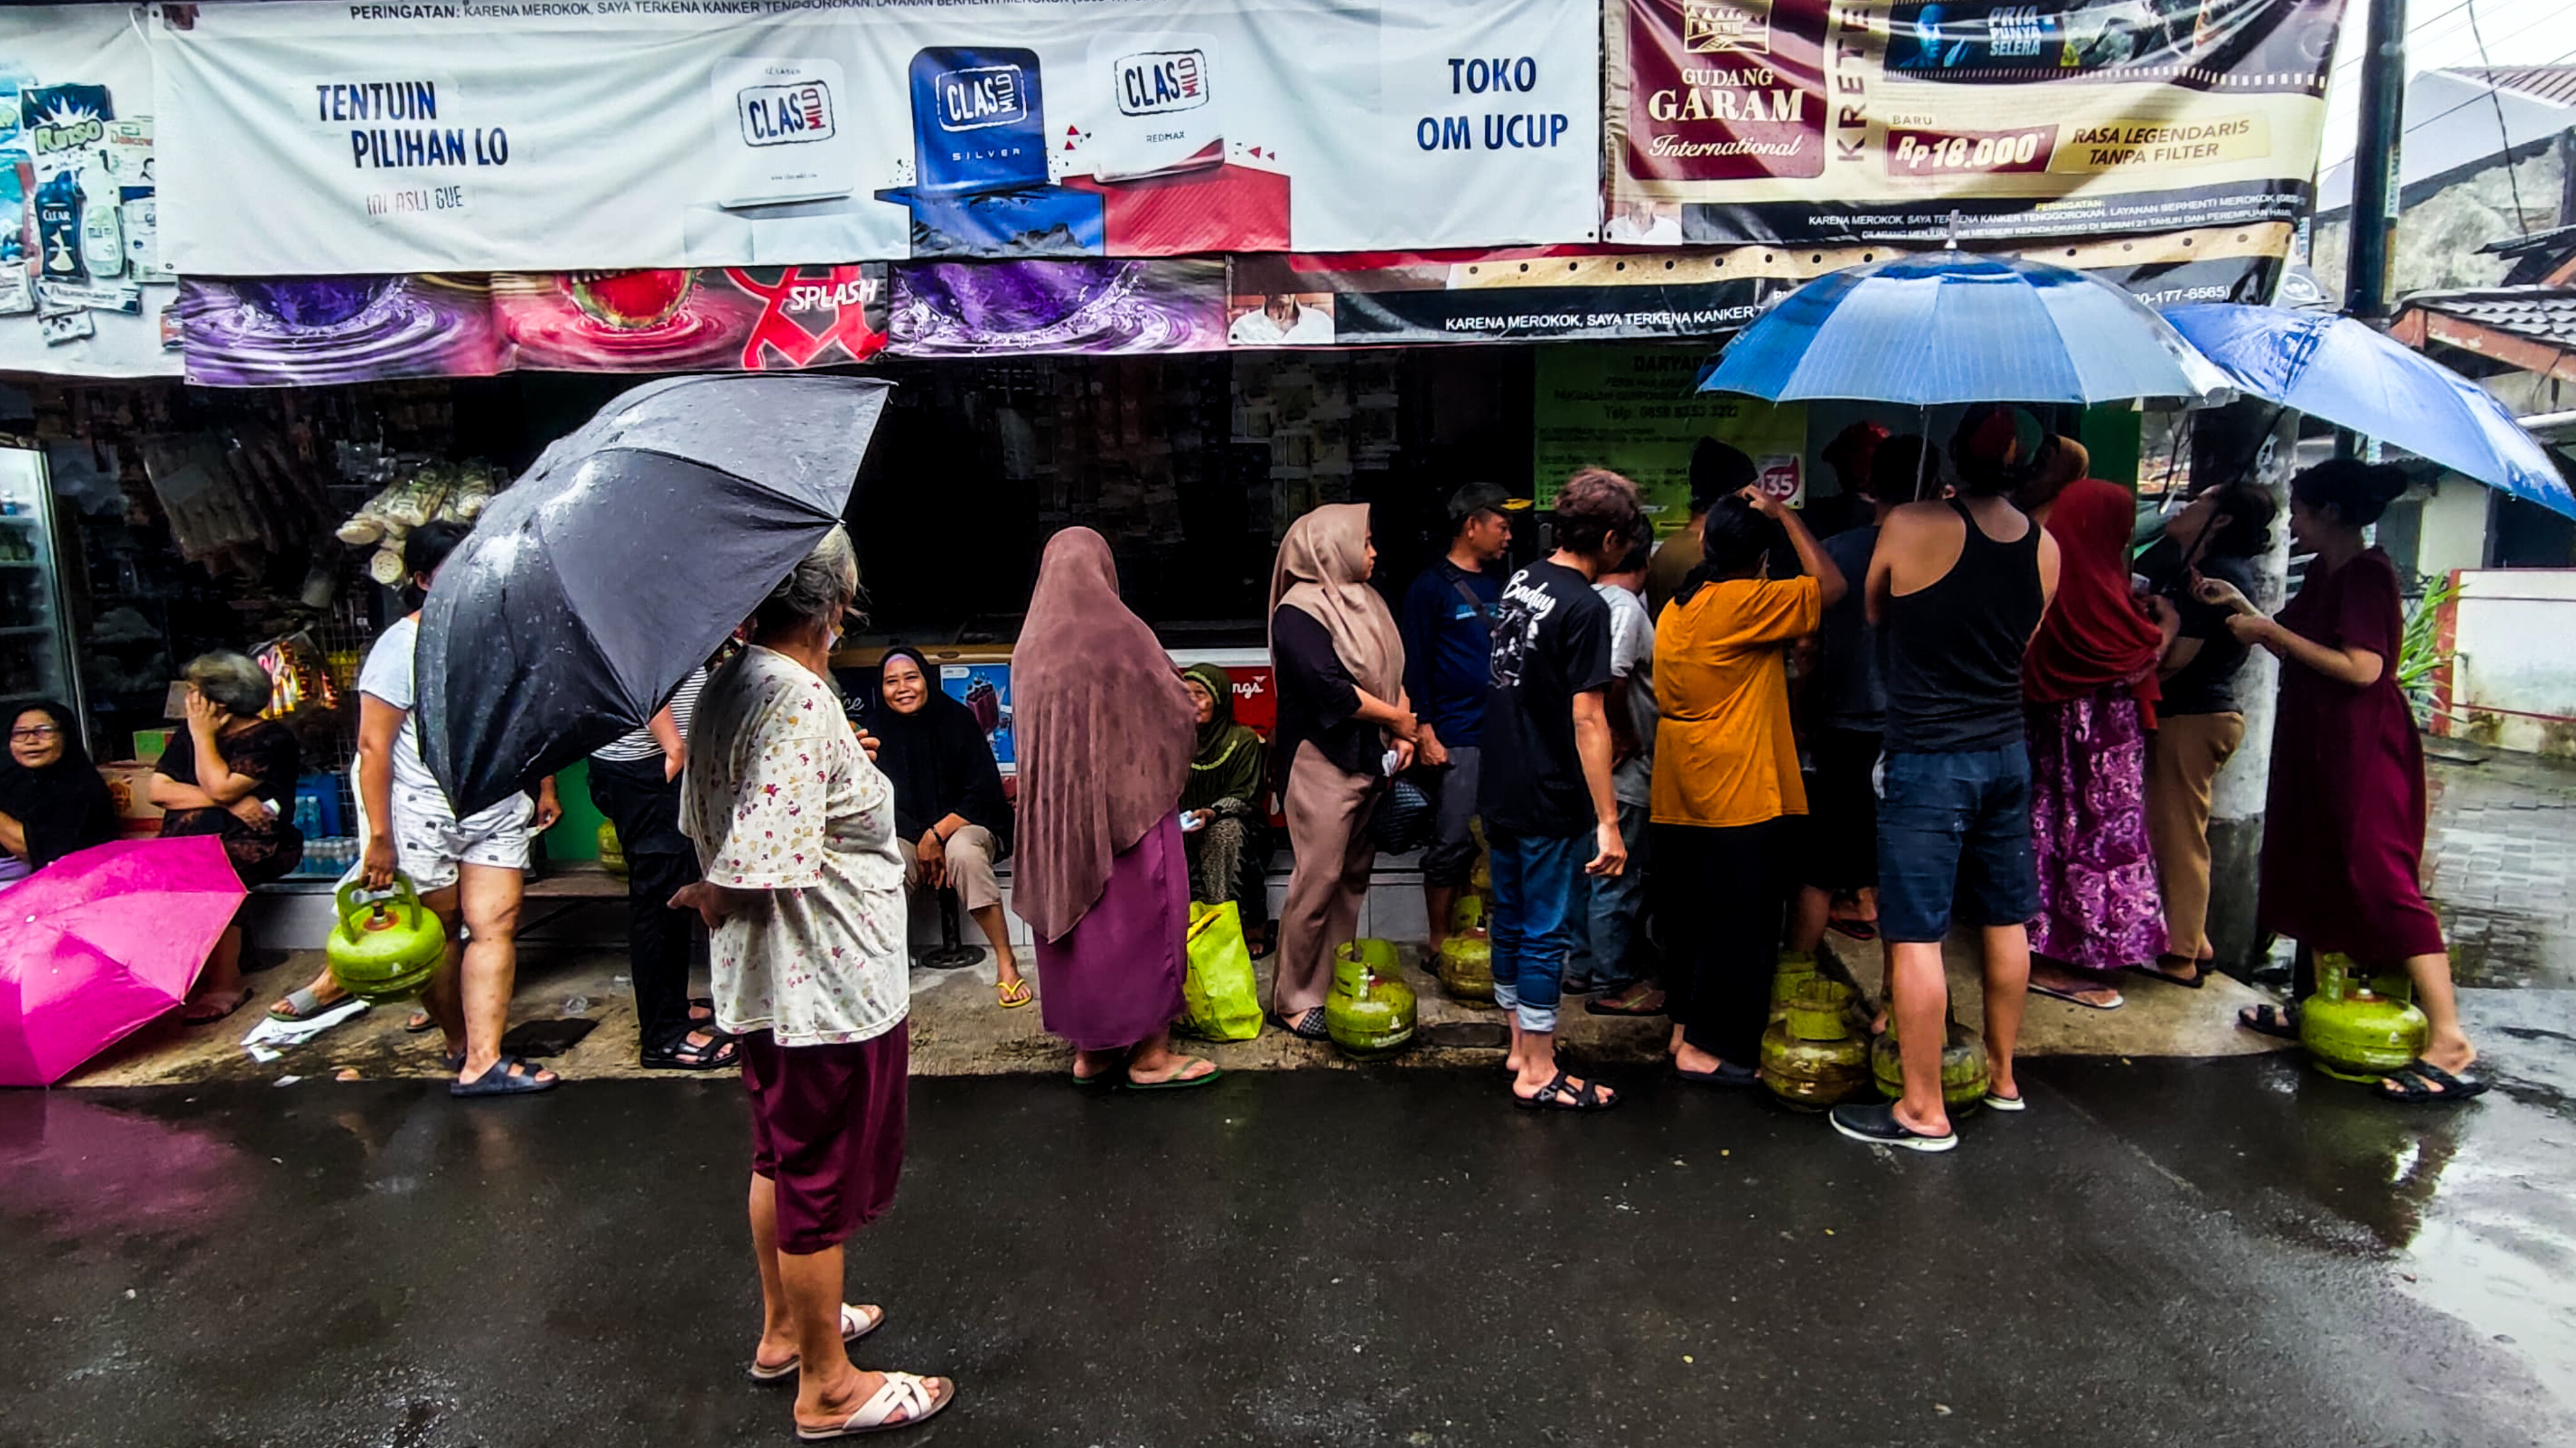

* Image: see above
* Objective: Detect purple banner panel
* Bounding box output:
[887,259,1227,357]
[175,275,501,387]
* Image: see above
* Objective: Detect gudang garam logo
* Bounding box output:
[738,81,835,148]
[1114,50,1209,116]
[1684,0,1774,55]
[935,65,1029,133]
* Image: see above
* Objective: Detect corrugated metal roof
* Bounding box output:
[2455,67,2576,109]
[2411,287,2576,350]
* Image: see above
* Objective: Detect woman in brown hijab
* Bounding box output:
[1267,504,1418,1039]
[1014,527,1221,1089]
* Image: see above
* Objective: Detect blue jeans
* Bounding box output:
[1875,745,2038,945]
[1565,799,1649,991]
[1487,824,1589,1033]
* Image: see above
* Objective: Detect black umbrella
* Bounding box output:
[418,374,892,817]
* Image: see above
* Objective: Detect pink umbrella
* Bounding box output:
[0,837,245,1087]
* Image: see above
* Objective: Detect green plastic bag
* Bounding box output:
[1178,901,1261,1042]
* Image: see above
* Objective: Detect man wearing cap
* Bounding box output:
[1399,482,1513,954]
[1646,438,1759,616]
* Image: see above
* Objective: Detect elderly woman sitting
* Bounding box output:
[673,526,953,1435]
[152,651,304,1024]
[1177,663,1274,955]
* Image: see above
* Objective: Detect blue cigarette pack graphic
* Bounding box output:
[876,47,1102,257]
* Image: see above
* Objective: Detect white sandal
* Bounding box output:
[747,1303,884,1382]
[794,1371,955,1439]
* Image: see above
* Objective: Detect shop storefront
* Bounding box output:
[0,0,2350,907]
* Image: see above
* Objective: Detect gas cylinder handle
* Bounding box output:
[333,871,425,940]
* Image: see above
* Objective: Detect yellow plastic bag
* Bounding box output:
[1178,901,1262,1042]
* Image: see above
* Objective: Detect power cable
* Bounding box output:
[2463,0,2533,235]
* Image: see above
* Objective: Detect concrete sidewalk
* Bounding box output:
[64,924,2285,1089]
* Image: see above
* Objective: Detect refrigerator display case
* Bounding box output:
[0,447,86,732]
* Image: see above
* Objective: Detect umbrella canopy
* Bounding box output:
[1700,252,2232,406]
[419,374,892,816]
[0,837,245,1087]
[2162,304,2575,521]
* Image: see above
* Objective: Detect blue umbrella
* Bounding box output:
[2162,303,2574,521]
[1699,252,2230,406]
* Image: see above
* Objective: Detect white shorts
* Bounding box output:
[357,768,535,892]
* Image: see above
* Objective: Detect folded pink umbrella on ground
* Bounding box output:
[0,837,245,1088]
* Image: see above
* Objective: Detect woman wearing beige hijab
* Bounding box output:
[1266,504,1419,1039]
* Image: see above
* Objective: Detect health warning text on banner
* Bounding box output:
[149,0,1603,276]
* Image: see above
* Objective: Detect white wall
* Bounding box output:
[2417,474,2494,577]
[2447,568,2576,758]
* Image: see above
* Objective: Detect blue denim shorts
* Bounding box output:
[1874,745,2038,945]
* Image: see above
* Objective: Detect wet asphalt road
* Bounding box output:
[4,1043,2572,1448]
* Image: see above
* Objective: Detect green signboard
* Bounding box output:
[1533,345,1808,536]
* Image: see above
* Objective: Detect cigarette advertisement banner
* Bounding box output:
[150,0,1604,278]
[176,266,889,386]
[1609,0,2346,251]
[0,7,182,378]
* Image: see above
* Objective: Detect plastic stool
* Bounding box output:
[919,886,982,969]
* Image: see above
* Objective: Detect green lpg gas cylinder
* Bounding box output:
[326,874,445,1004]
[1326,938,1417,1056]
[1759,979,1871,1110]
[1871,1017,1992,1110]
[1436,929,1494,1004]
[2300,952,2429,1083]
[597,820,628,879]
[1768,948,1819,1022]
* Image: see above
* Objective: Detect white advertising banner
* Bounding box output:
[152,0,1603,276]
[1,6,182,379]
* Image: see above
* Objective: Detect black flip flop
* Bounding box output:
[2237,1003,2301,1040]
[641,1031,741,1071]
[450,1054,558,1098]
[2378,1059,2490,1105]
[2126,957,2209,989]
[1672,1059,1760,1088]
[1829,918,1879,942]
[1513,1068,1619,1112]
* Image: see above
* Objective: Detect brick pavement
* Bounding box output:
[2423,745,2576,989]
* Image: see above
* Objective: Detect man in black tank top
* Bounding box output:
[1830,407,2061,1154]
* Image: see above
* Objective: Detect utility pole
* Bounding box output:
[2206,1,2412,976]
[2343,0,2407,323]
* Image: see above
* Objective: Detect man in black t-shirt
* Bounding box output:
[1479,467,1643,1113]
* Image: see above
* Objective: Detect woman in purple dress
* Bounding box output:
[1012,527,1220,1090]
[2011,432,2169,1011]
[2201,460,2484,1104]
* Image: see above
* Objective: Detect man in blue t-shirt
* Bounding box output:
[1399,482,1510,952]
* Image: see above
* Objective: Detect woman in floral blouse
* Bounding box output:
[675,526,955,1437]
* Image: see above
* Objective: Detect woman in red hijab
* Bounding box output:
[1014,528,1221,1089]
[2013,433,2171,1010]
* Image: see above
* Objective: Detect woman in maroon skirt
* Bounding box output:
[677,527,955,1435]
[1013,526,1221,1090]
[2199,460,2485,1103]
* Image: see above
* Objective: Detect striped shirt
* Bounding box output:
[594,666,708,763]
